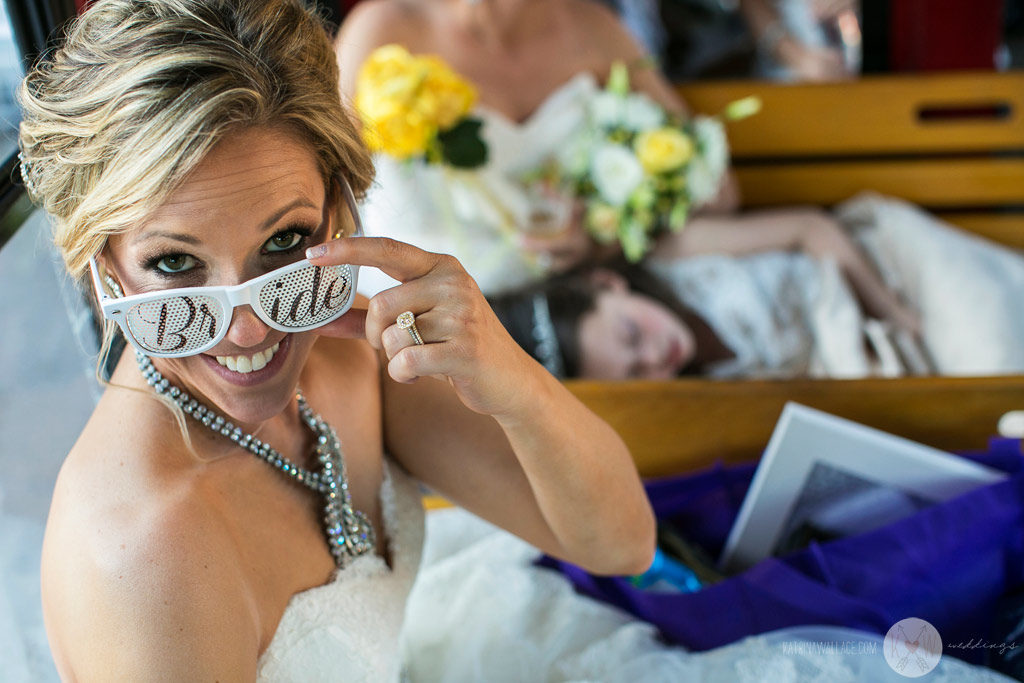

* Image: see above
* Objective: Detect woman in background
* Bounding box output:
[336,0,746,296]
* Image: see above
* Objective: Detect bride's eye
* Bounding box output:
[156,254,196,274]
[265,230,304,253]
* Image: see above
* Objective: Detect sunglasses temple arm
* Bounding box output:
[338,175,364,238]
[87,257,112,306]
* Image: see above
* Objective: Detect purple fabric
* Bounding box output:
[537,439,1024,664]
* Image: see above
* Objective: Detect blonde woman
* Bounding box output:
[20,0,653,679]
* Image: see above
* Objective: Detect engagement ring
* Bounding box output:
[397,311,424,345]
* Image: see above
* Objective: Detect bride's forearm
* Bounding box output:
[492,370,656,577]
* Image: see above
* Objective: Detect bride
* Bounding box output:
[21,1,655,679]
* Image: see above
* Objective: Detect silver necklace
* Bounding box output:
[136,351,376,568]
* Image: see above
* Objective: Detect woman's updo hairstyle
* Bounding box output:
[18,0,374,281]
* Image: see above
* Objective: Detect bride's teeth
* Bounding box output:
[218,342,280,374]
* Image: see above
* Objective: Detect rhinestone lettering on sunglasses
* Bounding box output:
[126,294,223,354]
[258,264,352,328]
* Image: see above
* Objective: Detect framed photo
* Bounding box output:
[718,403,1008,574]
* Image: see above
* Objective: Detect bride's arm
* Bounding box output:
[309,237,656,576]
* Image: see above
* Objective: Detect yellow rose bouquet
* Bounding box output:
[355,44,487,168]
[551,62,760,261]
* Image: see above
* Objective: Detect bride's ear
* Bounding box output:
[588,268,628,293]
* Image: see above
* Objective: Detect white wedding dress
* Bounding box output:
[358,72,601,297]
[255,456,426,682]
[248,466,1014,682]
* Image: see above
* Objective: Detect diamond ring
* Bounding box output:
[396,311,424,345]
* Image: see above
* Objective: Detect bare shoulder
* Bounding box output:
[43,427,258,680]
[564,0,644,54]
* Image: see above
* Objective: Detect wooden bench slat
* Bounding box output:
[936,213,1024,250]
[733,157,1024,209]
[679,72,1024,158]
[567,377,1024,478]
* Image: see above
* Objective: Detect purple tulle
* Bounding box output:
[536,438,1024,665]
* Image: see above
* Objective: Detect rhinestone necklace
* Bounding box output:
[135,351,376,568]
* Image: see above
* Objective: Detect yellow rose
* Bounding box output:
[354,44,480,158]
[361,110,433,160]
[419,56,477,129]
[633,128,694,175]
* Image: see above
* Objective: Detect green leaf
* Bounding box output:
[619,218,649,262]
[607,61,630,97]
[722,96,762,121]
[437,118,488,169]
[669,200,690,231]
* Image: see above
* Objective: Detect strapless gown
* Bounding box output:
[358,72,600,296]
[255,456,425,682]
[226,456,1010,682]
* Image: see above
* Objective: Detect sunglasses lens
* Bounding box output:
[257,264,354,329]
[125,295,225,355]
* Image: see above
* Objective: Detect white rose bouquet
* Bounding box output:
[549,62,760,261]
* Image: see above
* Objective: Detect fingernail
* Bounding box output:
[306,245,327,259]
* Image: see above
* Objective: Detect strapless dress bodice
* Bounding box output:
[255,456,425,683]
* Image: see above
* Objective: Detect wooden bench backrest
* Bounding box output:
[678,71,1024,248]
[567,376,1024,478]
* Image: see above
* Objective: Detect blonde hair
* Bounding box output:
[18,0,373,282]
[17,0,374,437]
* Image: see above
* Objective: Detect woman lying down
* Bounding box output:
[491,194,1024,380]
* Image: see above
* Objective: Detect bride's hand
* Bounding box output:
[307,237,538,418]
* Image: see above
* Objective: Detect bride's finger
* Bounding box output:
[306,236,449,285]
[364,277,457,348]
[387,341,454,384]
[380,311,452,359]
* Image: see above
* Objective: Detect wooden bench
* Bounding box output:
[425,72,1024,509]
[678,71,1024,249]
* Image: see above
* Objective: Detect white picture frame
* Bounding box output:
[718,402,1007,574]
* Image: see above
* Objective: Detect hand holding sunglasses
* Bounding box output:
[306,236,545,419]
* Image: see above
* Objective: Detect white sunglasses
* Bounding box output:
[90,176,362,358]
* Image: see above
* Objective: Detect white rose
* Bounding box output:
[590,91,625,129]
[591,144,644,207]
[557,130,593,179]
[686,157,719,207]
[692,116,729,181]
[622,93,665,131]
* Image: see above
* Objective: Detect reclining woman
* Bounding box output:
[490,200,1024,380]
[20,1,654,679]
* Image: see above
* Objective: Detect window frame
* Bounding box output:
[0,0,78,250]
